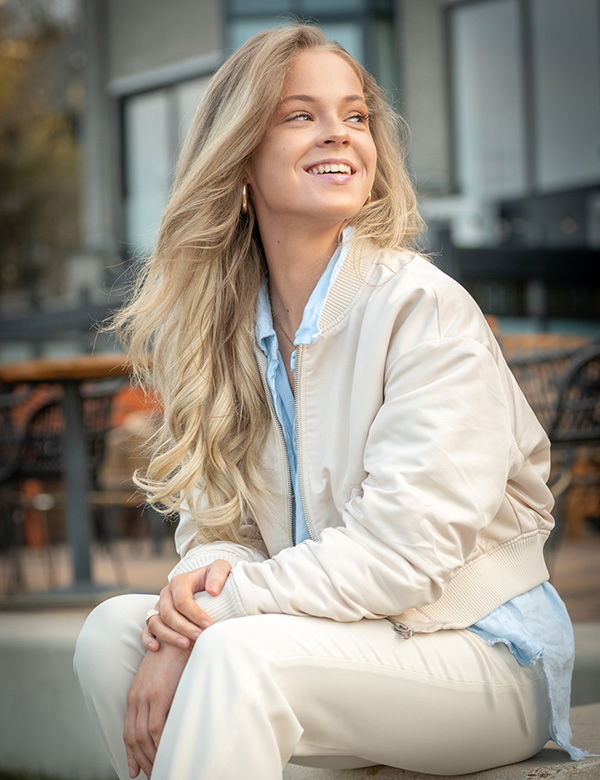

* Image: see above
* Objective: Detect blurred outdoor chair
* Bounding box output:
[549,343,600,538]
[0,379,126,595]
[508,342,600,549]
[94,406,165,555]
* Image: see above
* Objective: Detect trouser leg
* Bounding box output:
[74,593,157,780]
[75,600,551,780]
[153,613,550,779]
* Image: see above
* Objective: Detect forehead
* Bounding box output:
[281,49,365,99]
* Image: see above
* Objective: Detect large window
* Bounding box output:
[531,0,600,191]
[449,0,600,198]
[226,0,396,92]
[450,0,526,199]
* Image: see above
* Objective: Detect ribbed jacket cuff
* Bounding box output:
[194,578,248,622]
[168,546,264,581]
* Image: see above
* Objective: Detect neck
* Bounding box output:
[262,221,344,331]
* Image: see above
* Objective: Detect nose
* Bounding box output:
[317,116,350,146]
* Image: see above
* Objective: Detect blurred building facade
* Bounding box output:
[2,0,599,359]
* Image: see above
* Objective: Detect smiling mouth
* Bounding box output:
[307,163,353,175]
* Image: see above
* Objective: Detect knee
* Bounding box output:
[192,616,272,680]
[73,594,150,680]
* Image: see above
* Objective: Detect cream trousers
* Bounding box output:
[74,594,550,780]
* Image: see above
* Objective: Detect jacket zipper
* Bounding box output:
[385,617,414,639]
[294,345,316,541]
[254,348,294,547]
[259,347,410,636]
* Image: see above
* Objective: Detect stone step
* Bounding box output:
[283,703,600,779]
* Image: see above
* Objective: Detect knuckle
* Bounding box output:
[134,727,146,745]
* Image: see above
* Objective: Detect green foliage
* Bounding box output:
[0,11,81,297]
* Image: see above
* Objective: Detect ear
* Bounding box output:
[243,162,254,188]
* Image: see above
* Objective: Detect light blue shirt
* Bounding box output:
[255,229,585,761]
[256,227,352,543]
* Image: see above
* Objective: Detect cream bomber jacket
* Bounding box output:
[169,240,555,635]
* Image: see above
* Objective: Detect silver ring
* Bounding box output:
[145,608,160,626]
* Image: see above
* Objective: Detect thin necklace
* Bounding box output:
[271,308,296,348]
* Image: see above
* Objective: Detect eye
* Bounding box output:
[287,111,312,122]
[347,112,369,124]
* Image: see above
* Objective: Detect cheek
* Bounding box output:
[369,147,377,185]
[368,141,377,170]
[359,136,377,176]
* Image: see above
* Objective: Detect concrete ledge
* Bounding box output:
[570,623,600,707]
[283,704,600,778]
[0,611,114,780]
[0,612,598,780]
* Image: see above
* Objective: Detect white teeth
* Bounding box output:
[308,163,352,175]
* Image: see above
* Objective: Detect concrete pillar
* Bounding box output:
[81,0,120,258]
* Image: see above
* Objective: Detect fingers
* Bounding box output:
[142,602,161,652]
[205,559,232,595]
[124,691,168,778]
[168,571,215,628]
[145,609,193,651]
[142,561,233,650]
[124,700,155,779]
[124,645,189,779]
[141,625,160,652]
[142,584,209,650]
[125,756,140,779]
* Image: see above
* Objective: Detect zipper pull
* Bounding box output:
[386,617,414,639]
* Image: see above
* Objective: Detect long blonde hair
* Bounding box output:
[115,24,424,544]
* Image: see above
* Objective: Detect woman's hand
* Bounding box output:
[143,559,232,652]
[124,642,190,778]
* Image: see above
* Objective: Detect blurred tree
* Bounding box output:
[0,0,82,303]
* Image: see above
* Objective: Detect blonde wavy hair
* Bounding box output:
[115,24,424,545]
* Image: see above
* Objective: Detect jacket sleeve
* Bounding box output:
[191,336,522,623]
[167,500,268,580]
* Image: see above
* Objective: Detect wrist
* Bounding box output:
[152,640,193,663]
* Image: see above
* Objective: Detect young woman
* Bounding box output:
[75,25,584,780]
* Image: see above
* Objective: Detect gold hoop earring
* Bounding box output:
[242,182,248,213]
[366,191,372,204]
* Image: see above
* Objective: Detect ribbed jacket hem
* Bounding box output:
[394,532,551,632]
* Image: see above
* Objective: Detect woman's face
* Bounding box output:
[245,49,377,235]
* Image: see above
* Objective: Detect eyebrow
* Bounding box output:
[281,93,366,104]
